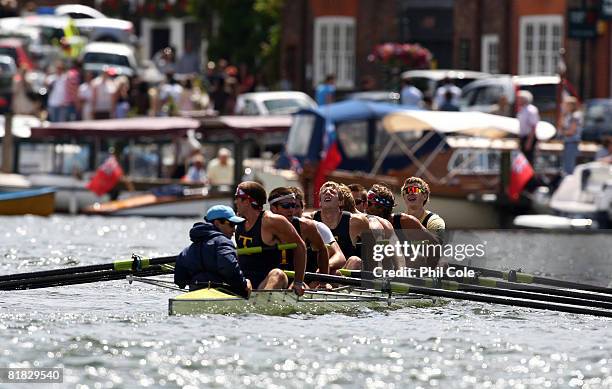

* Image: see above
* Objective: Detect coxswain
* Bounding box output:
[174,205,252,298]
[305,181,369,271]
[234,181,306,295]
[268,187,329,278]
[288,186,346,274]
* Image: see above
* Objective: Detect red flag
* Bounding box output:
[86,156,124,196]
[313,141,342,207]
[507,152,534,201]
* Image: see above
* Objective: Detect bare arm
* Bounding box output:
[349,214,370,246]
[327,241,346,273]
[302,219,329,274]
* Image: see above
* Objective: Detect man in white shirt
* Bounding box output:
[207,148,235,186]
[433,77,462,110]
[400,78,423,107]
[516,90,540,164]
[46,62,68,122]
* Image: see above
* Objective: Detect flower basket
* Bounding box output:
[368,43,433,90]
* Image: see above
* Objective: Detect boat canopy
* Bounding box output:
[197,115,292,138]
[383,110,556,140]
[29,117,201,138]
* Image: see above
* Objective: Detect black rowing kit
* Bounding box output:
[314,210,358,258]
[235,211,279,287]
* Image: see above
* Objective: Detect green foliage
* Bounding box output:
[189,0,284,81]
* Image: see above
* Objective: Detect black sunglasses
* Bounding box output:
[355,198,367,206]
[277,202,297,209]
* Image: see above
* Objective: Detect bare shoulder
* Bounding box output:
[262,211,288,228]
[350,213,370,228]
[377,216,394,230]
[400,213,422,228]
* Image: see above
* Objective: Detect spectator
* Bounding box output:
[400,78,423,107]
[595,136,612,162]
[77,71,94,120]
[558,96,583,174]
[184,154,208,184]
[91,68,117,119]
[315,74,336,106]
[113,76,130,118]
[11,67,36,115]
[516,90,540,164]
[65,61,81,121]
[492,95,510,116]
[175,41,200,75]
[433,77,461,110]
[439,90,460,111]
[159,72,183,116]
[210,77,229,114]
[153,46,176,75]
[46,61,69,122]
[178,78,196,111]
[207,147,234,186]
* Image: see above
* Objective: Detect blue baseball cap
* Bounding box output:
[205,205,245,224]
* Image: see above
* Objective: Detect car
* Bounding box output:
[55,4,106,19]
[0,55,16,113]
[0,38,35,71]
[234,91,317,115]
[80,42,137,78]
[343,90,400,104]
[459,75,564,123]
[582,99,612,142]
[74,17,136,45]
[401,69,492,98]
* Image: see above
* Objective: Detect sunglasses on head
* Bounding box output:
[403,186,425,194]
[277,202,297,209]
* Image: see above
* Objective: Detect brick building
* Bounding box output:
[453,0,611,99]
[279,0,454,95]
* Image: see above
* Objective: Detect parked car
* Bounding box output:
[74,17,136,45]
[80,42,137,78]
[0,55,15,113]
[55,4,106,19]
[234,91,317,115]
[343,90,400,104]
[401,69,491,98]
[0,38,35,71]
[582,99,612,142]
[459,75,564,123]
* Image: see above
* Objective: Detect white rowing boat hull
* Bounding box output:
[168,288,437,316]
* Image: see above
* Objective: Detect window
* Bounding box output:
[336,121,367,158]
[481,34,499,74]
[313,17,355,89]
[519,15,563,75]
[286,114,316,157]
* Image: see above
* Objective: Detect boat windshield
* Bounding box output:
[17,143,90,175]
[286,114,316,157]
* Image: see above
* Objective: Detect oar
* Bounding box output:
[453,264,612,295]
[0,266,172,291]
[0,243,298,284]
[0,255,177,283]
[340,269,612,305]
[286,271,612,318]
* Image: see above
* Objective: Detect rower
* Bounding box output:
[348,183,368,213]
[268,187,329,279]
[305,181,370,271]
[174,205,252,298]
[343,183,404,270]
[288,186,346,274]
[378,177,446,268]
[234,181,306,295]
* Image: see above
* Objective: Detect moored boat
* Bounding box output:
[0,187,55,216]
[168,287,437,316]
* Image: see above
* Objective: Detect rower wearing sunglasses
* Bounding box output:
[174,205,252,298]
[268,187,329,281]
[288,186,346,274]
[305,181,370,271]
[234,181,307,296]
[388,177,446,268]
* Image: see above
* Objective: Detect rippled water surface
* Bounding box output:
[1,216,612,388]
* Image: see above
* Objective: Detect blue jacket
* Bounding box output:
[175,221,248,297]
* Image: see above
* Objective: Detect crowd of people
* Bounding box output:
[174,177,446,297]
[8,45,268,121]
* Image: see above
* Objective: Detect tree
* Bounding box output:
[189,0,283,82]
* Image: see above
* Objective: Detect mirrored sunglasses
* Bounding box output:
[403,186,424,194]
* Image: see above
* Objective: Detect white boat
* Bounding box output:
[169,287,437,316]
[514,161,612,229]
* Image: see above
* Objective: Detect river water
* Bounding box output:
[1,215,612,389]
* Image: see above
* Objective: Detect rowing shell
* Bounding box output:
[168,287,438,316]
